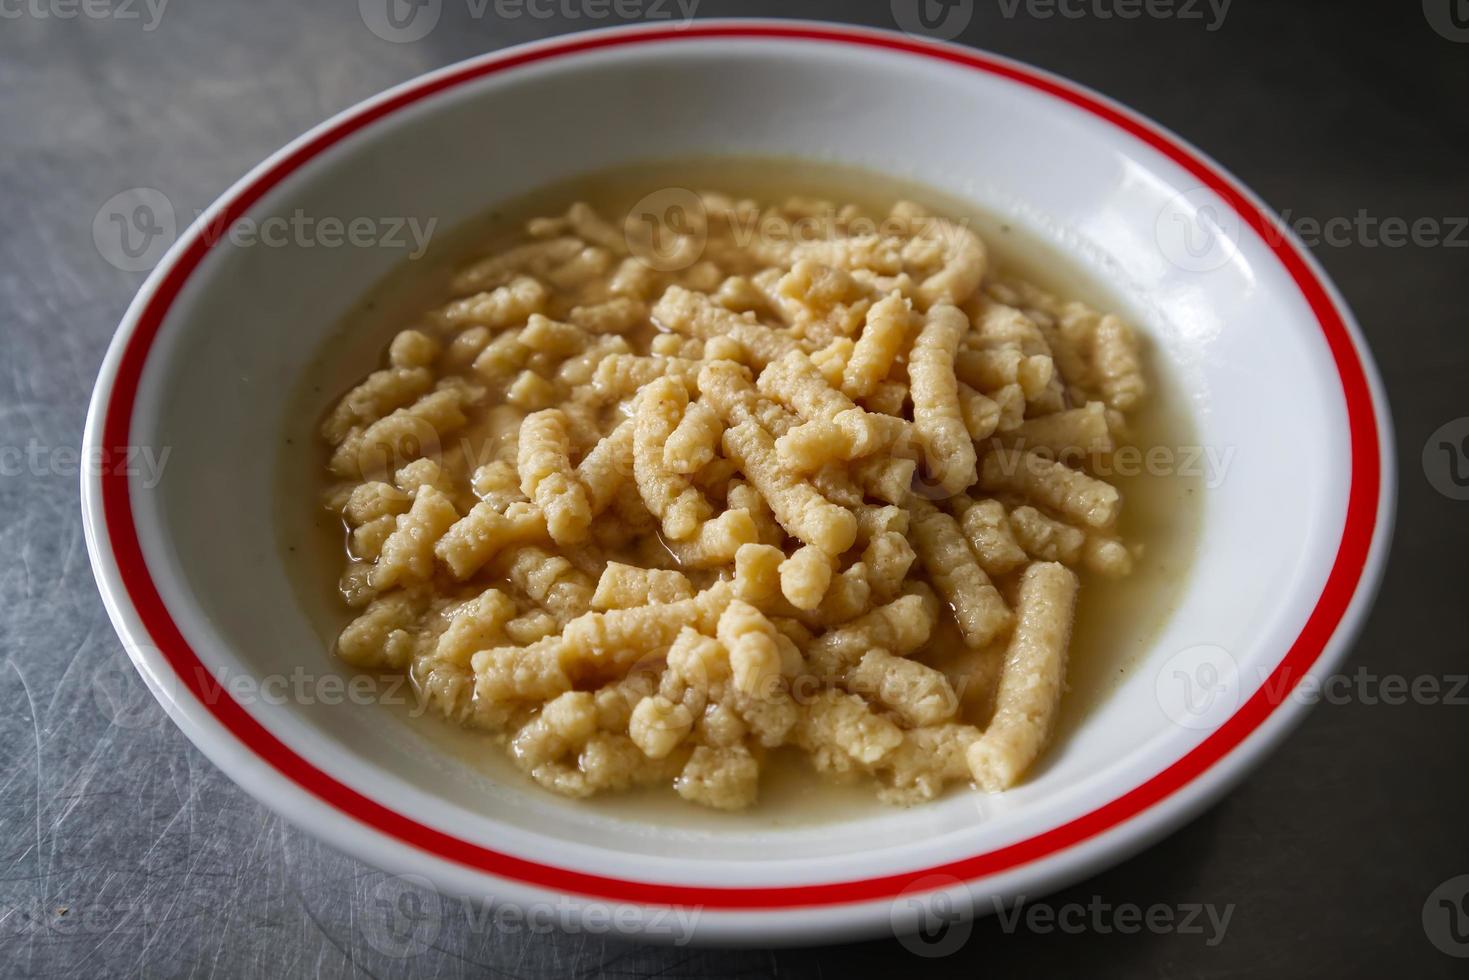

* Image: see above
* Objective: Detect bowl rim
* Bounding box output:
[81,18,1395,920]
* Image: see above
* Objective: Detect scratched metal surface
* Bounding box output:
[2,1,1466,977]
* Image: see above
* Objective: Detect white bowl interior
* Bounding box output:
[126,38,1351,890]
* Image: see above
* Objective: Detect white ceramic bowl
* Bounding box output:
[82,20,1393,946]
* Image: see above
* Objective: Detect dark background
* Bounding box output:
[2,1,1465,976]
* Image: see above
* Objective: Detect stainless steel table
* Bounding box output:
[2,1,1464,976]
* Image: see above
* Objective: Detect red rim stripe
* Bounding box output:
[98,23,1381,909]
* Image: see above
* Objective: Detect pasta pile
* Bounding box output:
[320,191,1147,808]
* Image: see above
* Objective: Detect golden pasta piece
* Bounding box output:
[664,625,731,699]
[1017,354,1056,400]
[878,723,980,805]
[651,332,702,359]
[432,588,518,667]
[452,240,583,294]
[696,360,797,436]
[851,455,916,506]
[809,462,863,508]
[852,503,909,541]
[911,218,987,310]
[993,382,1027,433]
[775,411,907,472]
[663,399,724,475]
[720,420,856,556]
[495,545,595,625]
[591,563,695,610]
[331,384,479,478]
[336,591,424,670]
[1084,535,1134,577]
[574,420,633,516]
[518,314,589,358]
[843,291,914,398]
[350,515,396,561]
[860,380,909,417]
[805,592,936,677]
[555,335,631,387]
[675,744,759,810]
[909,304,978,494]
[808,337,854,388]
[712,274,770,314]
[562,202,628,254]
[443,327,492,370]
[969,296,1052,357]
[717,600,784,697]
[510,690,598,770]
[908,499,1012,649]
[592,352,700,400]
[633,377,713,541]
[342,481,410,525]
[395,458,453,496]
[953,497,1028,577]
[607,255,662,299]
[760,352,909,465]
[629,696,694,759]
[756,350,852,422]
[505,370,558,411]
[517,409,593,545]
[561,581,733,664]
[658,508,758,568]
[979,448,1121,529]
[1005,400,1114,457]
[321,366,433,447]
[954,347,1022,391]
[567,296,645,334]
[860,530,917,604]
[505,609,559,646]
[543,245,613,290]
[472,635,573,705]
[795,690,903,774]
[1009,505,1086,565]
[435,500,547,580]
[471,330,532,388]
[732,542,785,602]
[800,563,873,627]
[846,650,959,727]
[778,544,835,611]
[471,459,525,510]
[652,285,798,368]
[440,275,549,328]
[1092,314,1147,410]
[967,562,1078,792]
[371,486,460,589]
[727,479,784,546]
[773,260,871,337]
[956,381,1001,441]
[388,329,439,369]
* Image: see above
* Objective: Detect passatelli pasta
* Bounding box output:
[318,186,1149,810]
